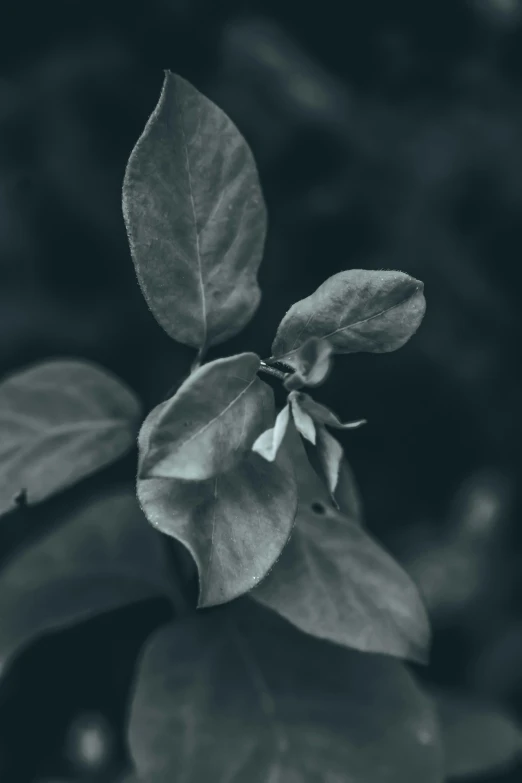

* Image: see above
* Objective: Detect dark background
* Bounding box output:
[1,0,522,780]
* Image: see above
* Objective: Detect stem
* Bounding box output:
[258,361,289,381]
[191,345,206,373]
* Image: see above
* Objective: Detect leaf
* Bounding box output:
[272,269,426,363]
[0,487,171,674]
[128,602,444,783]
[0,360,141,517]
[252,404,290,462]
[297,392,366,430]
[137,388,297,607]
[335,456,364,522]
[122,71,267,352]
[432,689,522,779]
[283,337,333,391]
[316,425,343,495]
[288,393,316,444]
[140,354,270,481]
[253,428,430,662]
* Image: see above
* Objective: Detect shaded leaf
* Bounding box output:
[253,429,430,662]
[335,456,365,522]
[433,689,522,780]
[138,389,297,607]
[272,269,425,363]
[140,354,269,481]
[288,392,316,444]
[0,487,171,673]
[0,361,141,517]
[283,337,333,391]
[316,425,343,495]
[252,404,290,461]
[123,71,266,352]
[297,392,366,430]
[129,602,444,783]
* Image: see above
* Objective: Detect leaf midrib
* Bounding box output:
[277,287,420,361]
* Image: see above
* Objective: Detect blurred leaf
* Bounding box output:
[138,394,297,606]
[0,487,171,673]
[272,270,425,363]
[283,337,333,390]
[123,71,266,352]
[253,428,430,662]
[0,360,141,517]
[140,354,270,481]
[432,689,522,779]
[128,602,444,783]
[252,404,290,461]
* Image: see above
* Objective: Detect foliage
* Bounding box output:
[0,69,518,782]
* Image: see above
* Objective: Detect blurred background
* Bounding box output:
[1,0,522,780]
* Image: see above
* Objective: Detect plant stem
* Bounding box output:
[258,361,289,381]
[191,345,206,373]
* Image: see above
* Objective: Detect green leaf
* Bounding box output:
[433,689,522,779]
[283,337,333,390]
[0,487,170,674]
[137,390,297,607]
[288,392,316,444]
[140,354,270,481]
[316,425,343,495]
[0,360,141,516]
[252,404,290,462]
[272,269,425,363]
[123,71,267,352]
[297,391,366,430]
[128,602,444,783]
[253,429,430,662]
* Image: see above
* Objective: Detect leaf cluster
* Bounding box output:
[0,71,517,783]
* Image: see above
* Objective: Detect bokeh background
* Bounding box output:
[2,0,522,780]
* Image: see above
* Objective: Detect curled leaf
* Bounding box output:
[140,353,270,481]
[0,360,141,516]
[252,404,290,462]
[123,71,267,352]
[297,392,366,430]
[283,337,333,390]
[316,425,343,495]
[288,392,316,444]
[272,269,425,363]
